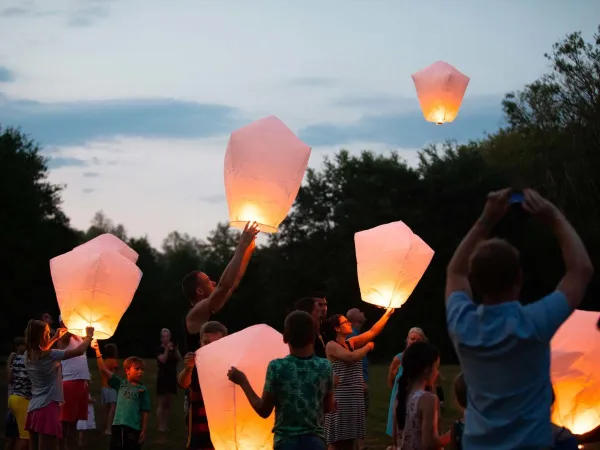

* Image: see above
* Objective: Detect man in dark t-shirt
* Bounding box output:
[293,297,327,358]
[180,222,259,354]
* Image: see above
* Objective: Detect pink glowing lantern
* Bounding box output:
[411,61,470,124]
[551,309,600,434]
[50,234,142,339]
[196,325,289,449]
[354,221,434,309]
[224,115,311,233]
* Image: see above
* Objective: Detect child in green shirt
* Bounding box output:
[92,341,150,449]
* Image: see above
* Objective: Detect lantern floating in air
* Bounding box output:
[224,115,311,233]
[411,61,470,125]
[551,309,600,435]
[50,234,142,339]
[354,221,434,309]
[196,324,289,450]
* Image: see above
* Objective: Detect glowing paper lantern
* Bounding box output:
[551,309,600,434]
[354,221,434,309]
[196,324,289,449]
[224,115,311,233]
[50,234,142,339]
[411,61,470,124]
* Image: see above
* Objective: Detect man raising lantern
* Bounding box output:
[181,221,259,354]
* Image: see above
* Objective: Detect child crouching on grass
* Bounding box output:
[91,341,150,450]
[227,311,335,450]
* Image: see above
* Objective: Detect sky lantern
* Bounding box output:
[354,221,434,309]
[224,115,311,233]
[411,61,470,125]
[50,234,142,339]
[551,309,600,435]
[196,324,289,450]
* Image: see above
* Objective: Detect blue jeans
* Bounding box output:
[274,434,326,450]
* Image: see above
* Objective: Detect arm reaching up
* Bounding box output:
[228,367,275,419]
[348,308,394,348]
[186,221,260,334]
[326,341,374,363]
[91,339,113,380]
[62,328,94,360]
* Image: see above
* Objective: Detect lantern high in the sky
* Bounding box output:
[196,324,289,450]
[224,115,311,233]
[411,61,470,125]
[50,234,143,340]
[354,221,434,309]
[551,309,600,435]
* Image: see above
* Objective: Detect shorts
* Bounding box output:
[60,380,89,423]
[101,387,118,404]
[8,394,30,439]
[5,408,19,438]
[274,434,326,450]
[25,401,63,438]
[110,424,141,450]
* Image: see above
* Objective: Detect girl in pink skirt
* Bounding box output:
[23,320,94,450]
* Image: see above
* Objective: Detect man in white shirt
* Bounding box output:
[57,317,91,450]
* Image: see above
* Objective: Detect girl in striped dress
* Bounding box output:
[324,309,394,450]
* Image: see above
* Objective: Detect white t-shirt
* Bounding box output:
[61,336,91,381]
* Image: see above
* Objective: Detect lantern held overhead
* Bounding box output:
[411,61,470,125]
[551,309,600,435]
[224,115,311,233]
[50,234,142,340]
[196,324,289,450]
[354,221,434,309]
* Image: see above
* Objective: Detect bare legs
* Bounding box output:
[104,403,116,435]
[59,422,76,450]
[29,432,57,450]
[156,394,173,432]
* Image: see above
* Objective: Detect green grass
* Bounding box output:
[2,361,597,449]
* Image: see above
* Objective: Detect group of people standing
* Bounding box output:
[5,188,600,450]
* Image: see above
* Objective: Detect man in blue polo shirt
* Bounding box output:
[445,188,593,449]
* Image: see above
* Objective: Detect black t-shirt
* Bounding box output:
[315,332,326,358]
[155,345,178,383]
[182,311,200,355]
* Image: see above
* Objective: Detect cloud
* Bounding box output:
[199,194,226,204]
[46,156,89,169]
[0,7,28,17]
[0,94,245,147]
[299,95,506,149]
[66,4,109,27]
[287,77,338,88]
[82,171,100,177]
[0,67,16,82]
[83,188,94,194]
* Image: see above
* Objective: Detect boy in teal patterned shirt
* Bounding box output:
[228,311,335,450]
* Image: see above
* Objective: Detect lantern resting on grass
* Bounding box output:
[196,324,289,450]
[50,233,142,340]
[354,221,434,309]
[551,309,600,435]
[224,115,311,233]
[411,60,470,125]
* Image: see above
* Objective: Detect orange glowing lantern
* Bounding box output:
[411,61,470,125]
[224,115,311,233]
[50,234,142,339]
[551,309,600,435]
[196,324,289,449]
[354,221,434,309]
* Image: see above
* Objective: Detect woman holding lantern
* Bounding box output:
[323,308,394,450]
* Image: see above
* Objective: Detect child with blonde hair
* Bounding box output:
[23,320,93,450]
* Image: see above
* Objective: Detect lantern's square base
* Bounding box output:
[229,221,278,234]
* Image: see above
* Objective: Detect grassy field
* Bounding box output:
[2,361,597,449]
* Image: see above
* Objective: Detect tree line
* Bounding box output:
[2,26,599,362]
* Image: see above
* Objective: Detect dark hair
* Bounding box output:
[14,337,25,347]
[284,311,315,348]
[321,313,343,343]
[123,356,144,371]
[294,297,317,314]
[454,372,467,409]
[200,321,228,337]
[25,320,49,358]
[469,238,521,296]
[182,271,202,302]
[103,343,118,358]
[395,341,440,430]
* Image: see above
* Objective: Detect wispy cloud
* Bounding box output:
[0,94,245,147]
[66,4,109,27]
[0,67,16,82]
[46,156,89,169]
[0,7,28,17]
[83,188,94,194]
[82,171,100,177]
[299,95,505,149]
[287,77,338,88]
[199,194,226,204]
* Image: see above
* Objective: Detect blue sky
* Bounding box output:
[0,0,598,245]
